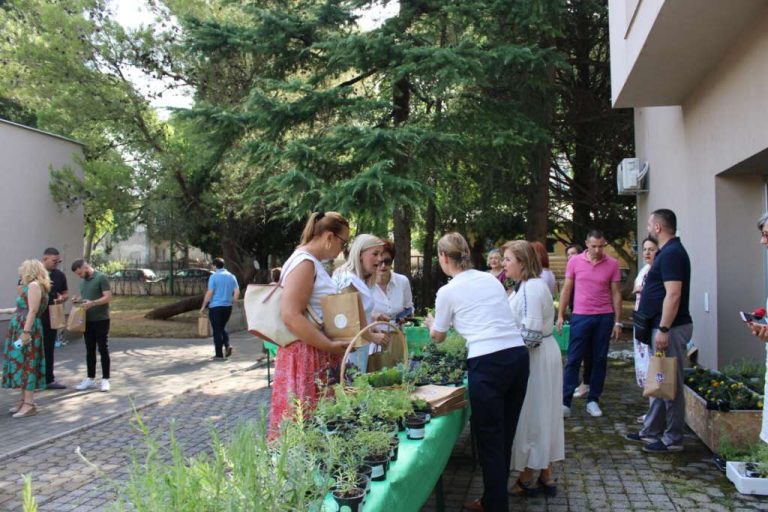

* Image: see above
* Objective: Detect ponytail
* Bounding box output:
[300,211,350,245]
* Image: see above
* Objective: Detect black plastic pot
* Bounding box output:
[363,452,390,481]
[357,464,373,494]
[405,413,427,440]
[389,436,400,462]
[412,405,432,423]
[332,487,365,512]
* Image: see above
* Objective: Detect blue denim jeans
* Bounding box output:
[563,313,614,406]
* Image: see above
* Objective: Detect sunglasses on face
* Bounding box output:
[379,259,393,266]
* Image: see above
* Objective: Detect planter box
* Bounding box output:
[684,384,762,452]
[727,461,768,495]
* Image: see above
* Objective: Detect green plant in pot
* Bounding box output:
[354,430,392,482]
[332,465,365,512]
[411,398,432,423]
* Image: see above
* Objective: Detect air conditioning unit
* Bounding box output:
[617,158,649,195]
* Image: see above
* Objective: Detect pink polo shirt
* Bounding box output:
[565,252,620,315]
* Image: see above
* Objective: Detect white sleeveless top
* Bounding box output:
[281,250,336,321]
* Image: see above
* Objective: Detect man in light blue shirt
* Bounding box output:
[199,258,240,359]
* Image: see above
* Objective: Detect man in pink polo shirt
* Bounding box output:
[557,230,623,418]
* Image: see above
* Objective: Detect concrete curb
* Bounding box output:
[0,357,269,462]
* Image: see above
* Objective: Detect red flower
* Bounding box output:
[753,307,767,319]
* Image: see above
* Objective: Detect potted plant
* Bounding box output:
[726,443,768,495]
[354,430,392,482]
[684,366,763,452]
[411,398,432,423]
[332,466,365,511]
[405,412,428,440]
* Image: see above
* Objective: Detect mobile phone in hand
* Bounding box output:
[740,311,768,324]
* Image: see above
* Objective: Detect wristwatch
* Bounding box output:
[659,326,670,333]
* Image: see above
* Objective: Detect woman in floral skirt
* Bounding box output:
[268,211,352,436]
[2,259,51,418]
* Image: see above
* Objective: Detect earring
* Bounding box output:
[326,242,331,250]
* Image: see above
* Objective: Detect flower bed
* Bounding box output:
[684,367,763,452]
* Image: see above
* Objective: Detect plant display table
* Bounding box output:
[323,404,470,511]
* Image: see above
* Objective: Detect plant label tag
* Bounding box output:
[334,314,348,329]
[371,463,384,479]
[407,427,425,439]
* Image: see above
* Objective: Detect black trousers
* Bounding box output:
[41,309,57,384]
[84,319,110,379]
[208,306,232,358]
[467,346,530,512]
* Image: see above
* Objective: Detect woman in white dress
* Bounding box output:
[333,234,389,372]
[504,240,564,497]
[632,237,659,396]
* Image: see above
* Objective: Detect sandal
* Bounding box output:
[537,474,557,497]
[9,401,23,414]
[12,402,37,418]
[509,478,538,497]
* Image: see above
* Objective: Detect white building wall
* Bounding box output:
[0,120,84,311]
[632,6,768,368]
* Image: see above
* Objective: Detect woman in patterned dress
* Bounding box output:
[268,211,352,436]
[2,259,51,418]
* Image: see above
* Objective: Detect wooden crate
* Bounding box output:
[684,384,762,452]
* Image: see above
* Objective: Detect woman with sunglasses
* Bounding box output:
[269,211,352,436]
[373,240,414,324]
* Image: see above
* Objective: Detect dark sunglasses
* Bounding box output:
[379,259,393,266]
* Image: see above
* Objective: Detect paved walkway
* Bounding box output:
[0,331,264,459]
[2,338,768,511]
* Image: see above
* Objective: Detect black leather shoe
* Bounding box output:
[46,381,66,390]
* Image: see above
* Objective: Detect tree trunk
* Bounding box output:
[392,67,412,277]
[393,205,412,277]
[145,294,204,319]
[421,198,437,309]
[83,220,97,261]
[525,141,551,242]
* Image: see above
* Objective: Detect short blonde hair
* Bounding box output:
[334,234,384,285]
[437,232,472,271]
[20,259,52,293]
[501,240,542,281]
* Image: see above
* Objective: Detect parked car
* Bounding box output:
[173,268,213,279]
[109,268,159,282]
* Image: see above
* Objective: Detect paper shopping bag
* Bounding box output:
[367,329,407,372]
[198,315,211,337]
[49,303,66,329]
[66,306,86,333]
[321,291,366,340]
[643,354,677,400]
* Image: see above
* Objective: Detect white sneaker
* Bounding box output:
[100,379,111,392]
[562,405,571,417]
[75,378,96,390]
[586,401,603,417]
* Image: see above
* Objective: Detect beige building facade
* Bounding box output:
[0,120,84,314]
[609,0,768,368]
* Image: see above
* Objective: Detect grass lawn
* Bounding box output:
[110,296,202,338]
